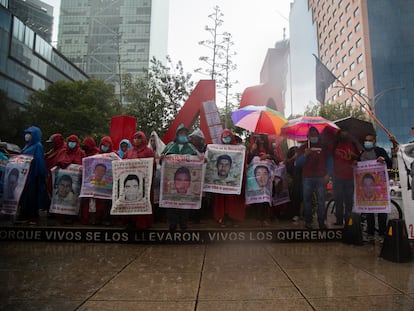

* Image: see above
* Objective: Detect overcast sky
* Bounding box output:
[43,0,296,113]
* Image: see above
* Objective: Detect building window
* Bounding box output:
[357,54,363,63]
[340,27,345,35]
[345,3,351,12]
[336,48,340,56]
[334,21,338,29]
[354,7,360,17]
[358,71,365,79]
[335,35,339,43]
[336,62,341,69]
[338,0,343,8]
[347,32,353,41]
[341,40,346,49]
[356,38,362,48]
[360,87,366,95]
[350,62,355,71]
[349,47,354,55]
[342,54,347,63]
[339,89,343,96]
[355,23,361,32]
[346,17,352,27]
[339,13,344,21]
[351,77,357,86]
[333,9,337,16]
[329,42,333,50]
[343,69,348,77]
[330,55,334,62]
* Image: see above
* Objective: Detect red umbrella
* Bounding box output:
[280,116,340,141]
[231,105,287,135]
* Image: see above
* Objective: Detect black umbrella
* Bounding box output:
[334,117,375,143]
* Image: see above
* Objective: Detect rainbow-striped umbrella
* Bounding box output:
[281,116,340,140]
[231,105,287,134]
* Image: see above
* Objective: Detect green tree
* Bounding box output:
[304,102,368,121]
[23,79,117,140]
[123,56,194,137]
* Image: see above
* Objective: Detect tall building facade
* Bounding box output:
[8,0,53,43]
[57,0,169,100]
[308,0,414,148]
[0,3,88,105]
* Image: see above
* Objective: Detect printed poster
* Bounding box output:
[354,160,390,213]
[160,154,205,209]
[80,152,120,199]
[1,154,33,215]
[246,158,275,205]
[49,164,82,215]
[0,157,7,203]
[272,163,290,206]
[397,143,414,239]
[203,144,245,194]
[111,158,153,215]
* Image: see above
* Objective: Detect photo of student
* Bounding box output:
[216,154,232,179]
[53,174,77,205]
[123,174,140,201]
[173,167,192,195]
[6,168,19,200]
[360,173,376,201]
[254,165,271,189]
[89,163,108,187]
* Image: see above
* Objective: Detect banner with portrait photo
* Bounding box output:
[80,152,120,199]
[1,155,33,215]
[0,157,7,204]
[397,143,414,239]
[354,160,390,213]
[272,163,290,206]
[160,155,205,209]
[111,158,153,215]
[203,144,245,194]
[50,164,82,215]
[246,158,275,205]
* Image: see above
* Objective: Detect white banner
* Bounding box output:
[203,144,245,194]
[160,155,205,209]
[397,143,414,239]
[111,158,153,215]
[354,160,390,213]
[50,164,82,215]
[80,152,120,199]
[246,158,275,205]
[1,155,33,215]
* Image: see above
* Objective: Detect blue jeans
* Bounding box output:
[303,177,326,225]
[333,178,354,224]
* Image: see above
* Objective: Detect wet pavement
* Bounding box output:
[1,239,414,311]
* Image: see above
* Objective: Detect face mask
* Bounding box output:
[222,137,232,144]
[101,145,109,152]
[24,133,31,142]
[310,137,319,144]
[68,142,76,149]
[177,135,188,144]
[364,141,374,150]
[271,142,277,148]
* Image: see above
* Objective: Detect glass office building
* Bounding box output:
[57,0,169,99]
[8,0,53,43]
[0,4,89,106]
[308,0,414,148]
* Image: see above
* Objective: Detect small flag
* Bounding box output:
[313,54,337,104]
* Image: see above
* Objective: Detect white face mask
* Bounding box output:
[24,133,32,142]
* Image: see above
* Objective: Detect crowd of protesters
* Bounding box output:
[0,122,397,238]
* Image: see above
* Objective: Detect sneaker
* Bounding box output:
[376,235,385,244]
[292,216,300,222]
[367,234,375,243]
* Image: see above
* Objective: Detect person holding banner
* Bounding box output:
[213,129,246,227]
[360,132,392,241]
[82,137,100,157]
[123,131,155,229]
[117,139,132,159]
[17,126,47,224]
[161,124,199,231]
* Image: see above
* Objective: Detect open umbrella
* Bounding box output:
[280,116,340,141]
[231,105,287,135]
[334,117,375,143]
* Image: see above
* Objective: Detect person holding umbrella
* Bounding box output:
[295,126,332,229]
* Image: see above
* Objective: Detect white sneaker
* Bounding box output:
[292,216,299,222]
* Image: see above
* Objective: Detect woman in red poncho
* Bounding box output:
[213,129,246,227]
[123,131,155,229]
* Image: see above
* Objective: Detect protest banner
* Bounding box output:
[49,164,82,215]
[1,155,33,215]
[246,158,275,205]
[111,158,153,215]
[160,155,205,209]
[80,152,120,199]
[272,163,290,206]
[203,144,245,194]
[354,160,390,213]
[0,157,7,203]
[397,143,414,239]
